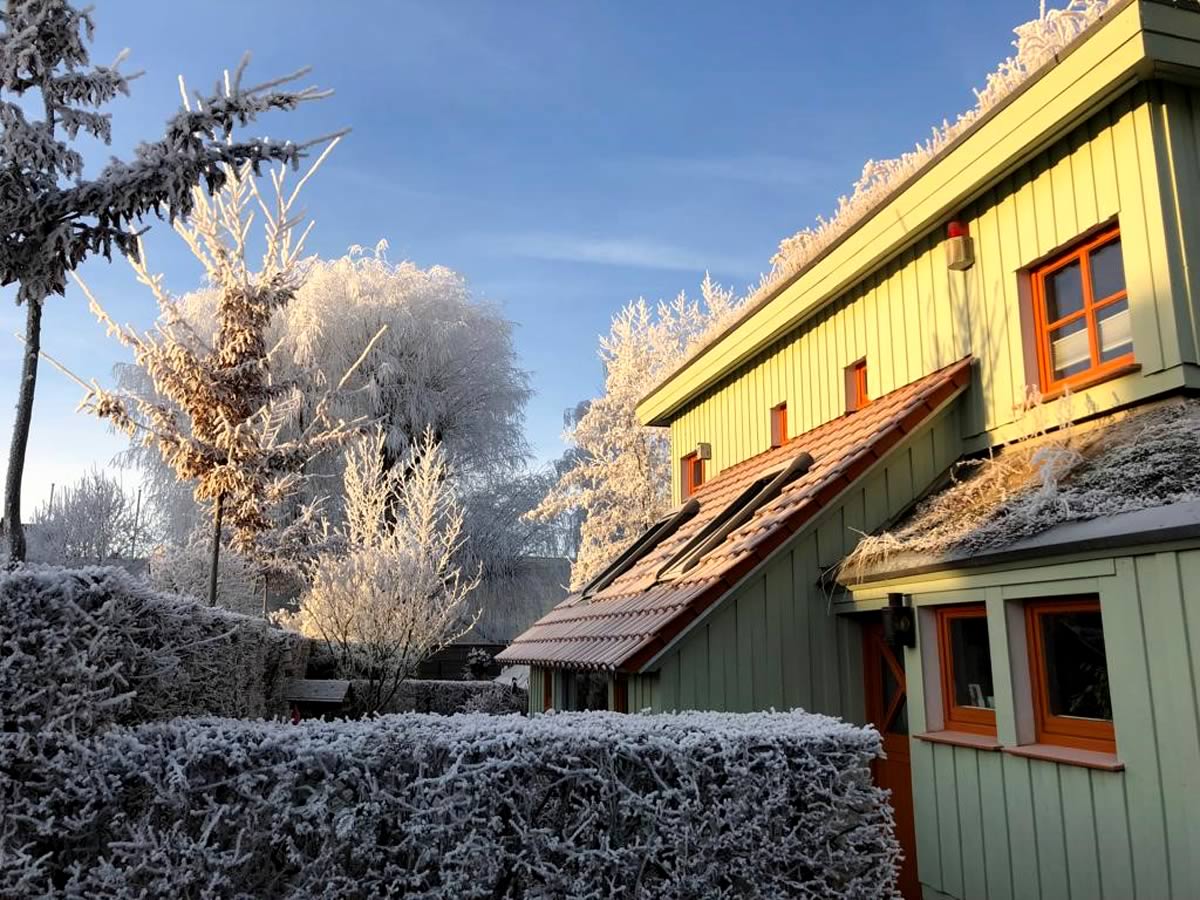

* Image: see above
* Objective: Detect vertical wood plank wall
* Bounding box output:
[528,666,547,714]
[902,546,1200,900]
[634,409,962,718]
[669,83,1198,502]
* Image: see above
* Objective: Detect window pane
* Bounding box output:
[950,615,994,710]
[1096,299,1132,363]
[1041,609,1112,721]
[1044,259,1084,323]
[1089,239,1126,300]
[1048,317,1091,380]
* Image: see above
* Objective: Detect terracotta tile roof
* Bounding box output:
[497,357,973,673]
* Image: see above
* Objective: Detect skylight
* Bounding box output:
[579,497,700,599]
[657,452,813,579]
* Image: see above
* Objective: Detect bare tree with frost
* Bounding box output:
[279,427,481,713]
[75,146,380,606]
[25,466,144,565]
[529,276,738,589]
[0,0,339,561]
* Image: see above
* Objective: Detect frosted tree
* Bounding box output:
[115,244,537,570]
[25,467,144,564]
[75,144,378,606]
[530,276,738,589]
[0,0,338,561]
[148,541,260,617]
[280,427,481,713]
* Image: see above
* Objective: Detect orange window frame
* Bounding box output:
[846,358,869,412]
[770,402,788,448]
[1025,597,1115,754]
[935,603,996,735]
[1031,226,1133,393]
[681,452,705,499]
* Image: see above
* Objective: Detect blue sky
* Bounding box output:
[0,0,1034,510]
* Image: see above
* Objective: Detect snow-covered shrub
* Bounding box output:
[0,566,301,734]
[377,678,526,715]
[282,428,481,713]
[0,710,898,898]
[462,646,494,680]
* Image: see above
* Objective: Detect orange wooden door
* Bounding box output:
[863,619,919,900]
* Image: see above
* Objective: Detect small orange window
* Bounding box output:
[1032,226,1133,393]
[846,358,869,412]
[935,604,996,735]
[770,402,788,448]
[1025,597,1115,754]
[681,452,705,499]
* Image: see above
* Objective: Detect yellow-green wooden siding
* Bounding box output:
[891,547,1200,900]
[630,406,963,714]
[670,83,1200,502]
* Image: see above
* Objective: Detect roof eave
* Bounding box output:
[636,0,1190,428]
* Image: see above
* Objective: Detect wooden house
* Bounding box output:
[499,2,1200,897]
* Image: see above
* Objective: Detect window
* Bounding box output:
[563,670,609,711]
[1032,226,1133,392]
[846,358,869,412]
[935,604,996,734]
[770,402,788,448]
[681,452,705,499]
[543,670,554,711]
[1025,598,1114,753]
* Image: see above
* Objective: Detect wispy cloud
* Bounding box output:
[492,232,757,277]
[623,153,840,189]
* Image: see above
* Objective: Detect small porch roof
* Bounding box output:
[839,398,1200,586]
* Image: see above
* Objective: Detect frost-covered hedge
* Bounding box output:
[0,566,301,734]
[0,711,899,899]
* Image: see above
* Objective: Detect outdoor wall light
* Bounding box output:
[945,219,975,271]
[882,592,916,649]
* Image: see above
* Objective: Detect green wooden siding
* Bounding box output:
[632,406,963,715]
[528,666,547,714]
[894,546,1200,900]
[670,83,1200,502]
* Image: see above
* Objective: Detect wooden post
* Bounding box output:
[129,487,142,559]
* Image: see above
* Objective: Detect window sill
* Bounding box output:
[1003,743,1124,771]
[914,730,1002,751]
[1038,361,1141,402]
